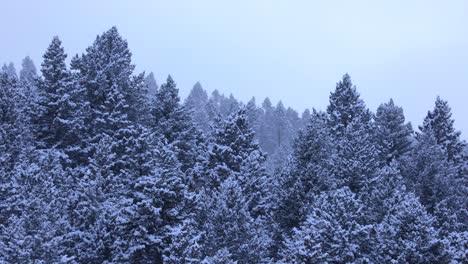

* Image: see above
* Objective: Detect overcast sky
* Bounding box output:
[1,0,467,137]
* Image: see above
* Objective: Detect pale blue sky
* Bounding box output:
[1,0,467,136]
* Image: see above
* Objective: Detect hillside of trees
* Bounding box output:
[0,27,466,263]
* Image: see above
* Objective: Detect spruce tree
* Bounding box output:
[375,99,413,164]
[205,108,266,191]
[19,56,37,85]
[333,116,380,193]
[18,56,39,128]
[245,97,263,136]
[71,26,148,140]
[375,191,443,263]
[281,187,371,263]
[326,74,379,193]
[35,37,87,164]
[402,131,457,213]
[327,73,372,137]
[420,96,466,163]
[111,128,188,263]
[0,65,31,170]
[150,75,205,172]
[269,111,335,258]
[184,81,210,134]
[201,177,268,263]
[35,37,70,148]
[258,97,276,154]
[207,108,270,216]
[144,71,158,98]
[273,101,289,149]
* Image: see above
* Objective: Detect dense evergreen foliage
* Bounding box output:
[0,27,466,263]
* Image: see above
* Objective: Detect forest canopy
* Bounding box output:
[0,27,466,263]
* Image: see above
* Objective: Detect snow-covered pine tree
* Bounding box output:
[401,131,457,213]
[360,162,406,223]
[300,108,311,127]
[205,108,266,191]
[71,26,148,141]
[333,115,380,193]
[375,99,413,164]
[34,37,70,148]
[0,64,31,171]
[19,56,37,86]
[3,63,17,79]
[327,73,372,137]
[269,110,335,258]
[281,187,371,263]
[325,74,380,193]
[257,97,276,155]
[417,97,468,238]
[18,56,39,130]
[201,177,269,263]
[150,75,206,172]
[110,127,190,263]
[273,101,290,150]
[245,97,263,136]
[420,96,466,163]
[206,108,270,217]
[34,37,87,165]
[404,131,467,238]
[375,191,444,263]
[144,71,158,99]
[0,64,39,262]
[0,149,73,263]
[289,110,335,192]
[184,81,210,134]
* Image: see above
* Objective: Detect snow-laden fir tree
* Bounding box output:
[0,65,24,170]
[34,37,70,148]
[71,26,148,141]
[417,97,468,237]
[289,110,336,193]
[18,56,39,127]
[375,99,413,164]
[205,108,270,216]
[2,63,17,79]
[0,149,73,263]
[405,131,468,237]
[332,115,380,193]
[144,71,158,99]
[150,75,206,172]
[270,110,335,258]
[200,177,269,263]
[401,131,458,213]
[375,191,444,263]
[184,82,210,134]
[244,97,264,137]
[34,37,87,165]
[420,96,466,163]
[19,56,37,86]
[111,128,189,263]
[325,74,380,192]
[359,162,406,223]
[281,187,371,263]
[0,65,34,250]
[327,73,372,137]
[301,108,311,125]
[257,97,276,154]
[273,101,290,150]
